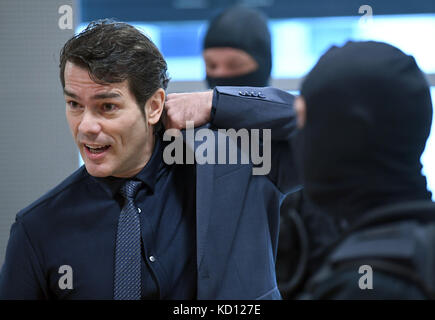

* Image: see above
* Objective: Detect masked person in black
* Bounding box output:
[295,41,434,299]
[203,6,305,299]
[202,6,272,88]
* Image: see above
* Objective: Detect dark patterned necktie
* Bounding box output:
[114,180,142,300]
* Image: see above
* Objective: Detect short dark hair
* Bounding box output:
[59,19,170,115]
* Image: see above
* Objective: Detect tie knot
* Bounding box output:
[119,180,142,199]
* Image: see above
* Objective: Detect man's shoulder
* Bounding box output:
[16,166,90,221]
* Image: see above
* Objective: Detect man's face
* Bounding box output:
[63,62,155,178]
[203,47,258,78]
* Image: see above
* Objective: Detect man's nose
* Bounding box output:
[78,109,101,136]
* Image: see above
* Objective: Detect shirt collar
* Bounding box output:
[133,137,162,192]
[91,136,163,197]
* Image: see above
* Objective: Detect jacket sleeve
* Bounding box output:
[210,86,302,194]
[0,219,47,299]
[211,86,297,141]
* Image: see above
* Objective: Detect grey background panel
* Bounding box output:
[0,0,77,267]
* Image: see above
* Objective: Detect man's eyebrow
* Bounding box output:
[63,89,122,100]
[91,92,122,100]
[63,89,78,99]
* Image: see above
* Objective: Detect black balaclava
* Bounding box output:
[203,6,271,88]
[299,41,433,227]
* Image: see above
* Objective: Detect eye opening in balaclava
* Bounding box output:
[203,6,272,88]
[299,40,433,225]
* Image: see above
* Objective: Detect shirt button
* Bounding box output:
[137,208,141,213]
[149,255,156,262]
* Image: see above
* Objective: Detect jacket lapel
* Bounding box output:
[195,161,214,276]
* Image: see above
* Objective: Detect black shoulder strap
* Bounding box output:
[328,220,435,298]
[318,201,435,263]
[307,201,435,299]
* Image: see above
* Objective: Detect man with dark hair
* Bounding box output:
[0,19,299,300]
[59,20,169,179]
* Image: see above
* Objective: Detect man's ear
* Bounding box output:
[145,88,165,125]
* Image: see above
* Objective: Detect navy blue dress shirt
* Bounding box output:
[0,136,197,299]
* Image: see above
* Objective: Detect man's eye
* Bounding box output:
[68,101,81,109]
[102,103,117,112]
[206,63,217,70]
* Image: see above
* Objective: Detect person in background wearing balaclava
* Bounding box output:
[202,6,272,88]
[294,41,434,299]
[202,6,305,299]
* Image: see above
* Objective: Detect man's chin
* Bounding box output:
[84,163,113,178]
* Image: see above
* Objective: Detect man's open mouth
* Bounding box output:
[85,144,111,154]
